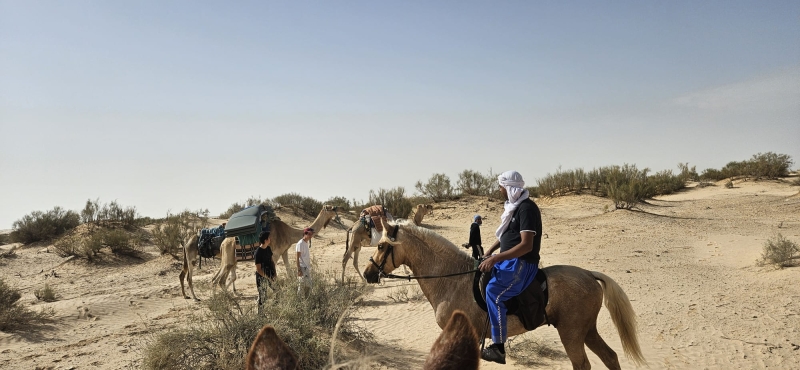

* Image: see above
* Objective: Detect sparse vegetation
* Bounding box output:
[368,187,413,218]
[700,152,794,181]
[34,283,58,302]
[759,233,799,268]
[151,210,203,257]
[272,193,322,216]
[456,169,497,196]
[507,333,568,366]
[10,206,81,244]
[416,173,456,202]
[0,278,53,332]
[141,270,371,370]
[386,284,425,303]
[80,198,140,229]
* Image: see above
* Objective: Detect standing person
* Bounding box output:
[478,170,543,364]
[254,231,275,313]
[466,215,484,260]
[295,227,314,296]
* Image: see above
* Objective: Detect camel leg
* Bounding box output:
[557,326,592,370]
[352,246,366,282]
[179,261,189,299]
[281,249,295,280]
[342,248,353,282]
[584,326,620,370]
[228,264,238,294]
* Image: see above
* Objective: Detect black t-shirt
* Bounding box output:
[254,246,276,278]
[469,222,482,247]
[499,198,542,264]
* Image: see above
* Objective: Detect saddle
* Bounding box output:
[360,205,390,233]
[198,235,225,258]
[474,268,549,331]
[197,226,226,259]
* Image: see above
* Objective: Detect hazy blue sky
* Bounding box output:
[1,1,798,229]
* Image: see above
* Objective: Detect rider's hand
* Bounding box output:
[478,255,497,273]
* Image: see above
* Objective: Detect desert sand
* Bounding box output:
[1,179,799,369]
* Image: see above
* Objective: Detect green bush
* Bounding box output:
[141,270,371,370]
[701,152,794,181]
[101,228,141,256]
[368,187,413,218]
[272,193,322,216]
[11,206,80,244]
[759,233,799,268]
[456,169,497,196]
[324,196,351,212]
[416,173,456,202]
[0,278,53,332]
[152,210,199,256]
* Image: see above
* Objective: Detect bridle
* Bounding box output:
[368,242,397,279]
[368,224,479,281]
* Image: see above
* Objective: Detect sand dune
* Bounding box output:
[1,179,799,369]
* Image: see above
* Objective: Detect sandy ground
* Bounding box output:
[1,179,799,369]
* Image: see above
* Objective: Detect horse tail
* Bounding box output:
[591,271,647,366]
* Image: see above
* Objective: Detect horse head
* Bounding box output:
[364,218,406,283]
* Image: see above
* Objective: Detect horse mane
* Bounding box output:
[388,221,474,269]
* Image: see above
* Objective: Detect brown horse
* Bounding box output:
[245,310,479,370]
[363,220,646,370]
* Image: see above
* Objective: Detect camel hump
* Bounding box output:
[246,325,298,370]
[423,310,479,370]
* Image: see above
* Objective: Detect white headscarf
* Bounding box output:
[495,170,530,240]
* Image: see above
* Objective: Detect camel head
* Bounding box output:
[364,218,407,284]
[318,204,339,229]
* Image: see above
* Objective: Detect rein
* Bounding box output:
[368,226,480,281]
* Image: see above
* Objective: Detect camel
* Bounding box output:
[340,204,432,282]
[245,310,479,370]
[179,205,338,300]
[363,220,646,370]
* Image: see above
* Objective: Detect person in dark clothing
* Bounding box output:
[478,170,543,364]
[466,214,484,260]
[254,231,276,313]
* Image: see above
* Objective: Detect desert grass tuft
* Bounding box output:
[34,283,58,302]
[0,278,54,332]
[142,269,372,370]
[507,333,568,366]
[759,233,800,268]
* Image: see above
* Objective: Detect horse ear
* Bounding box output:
[423,310,479,370]
[246,325,299,370]
[380,218,396,240]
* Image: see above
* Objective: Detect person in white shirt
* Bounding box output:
[295,227,314,295]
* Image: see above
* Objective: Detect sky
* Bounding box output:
[1,1,799,229]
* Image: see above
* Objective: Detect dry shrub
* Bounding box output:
[759,233,799,268]
[725,180,734,189]
[415,173,456,202]
[0,278,53,332]
[142,270,371,370]
[151,210,201,256]
[387,285,425,303]
[34,283,58,302]
[368,187,413,218]
[11,206,80,244]
[507,333,568,366]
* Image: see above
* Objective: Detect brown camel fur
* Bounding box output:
[179,205,338,300]
[364,220,646,370]
[412,203,434,226]
[210,205,339,296]
[245,310,478,370]
[341,204,432,282]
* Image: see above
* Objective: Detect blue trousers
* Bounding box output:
[486,258,538,343]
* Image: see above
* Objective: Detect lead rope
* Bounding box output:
[480,311,490,353]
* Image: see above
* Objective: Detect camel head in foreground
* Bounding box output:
[245,310,479,370]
